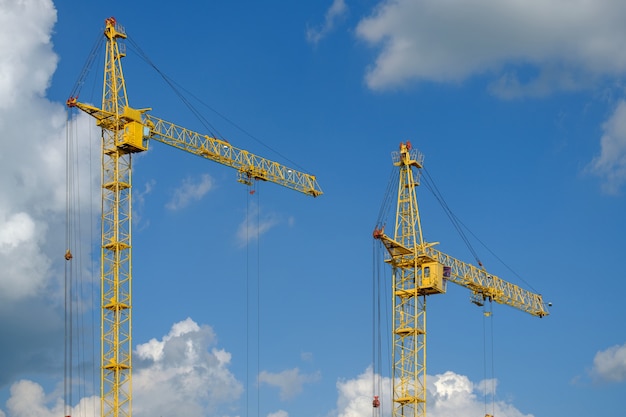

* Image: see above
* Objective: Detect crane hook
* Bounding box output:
[373,395,380,408]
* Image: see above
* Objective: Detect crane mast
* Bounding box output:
[373,142,548,417]
[66,17,321,417]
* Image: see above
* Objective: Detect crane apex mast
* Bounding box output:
[104,16,126,41]
[394,141,424,169]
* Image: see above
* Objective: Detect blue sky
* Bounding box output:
[1,1,625,417]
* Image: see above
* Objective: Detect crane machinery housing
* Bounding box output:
[65,17,322,417]
[373,142,548,417]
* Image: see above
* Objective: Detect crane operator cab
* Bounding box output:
[418,261,449,295]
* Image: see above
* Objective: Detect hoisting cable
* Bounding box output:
[68,33,104,101]
[489,301,496,417]
[82,110,99,417]
[64,105,75,417]
[125,36,315,176]
[482,300,496,417]
[253,180,261,417]
[245,179,262,417]
[421,168,483,267]
[372,240,387,416]
[420,167,507,417]
[245,182,250,417]
[125,37,222,140]
[372,242,379,415]
[65,23,104,417]
[371,164,399,415]
[421,168,539,294]
[65,104,92,417]
[374,165,400,232]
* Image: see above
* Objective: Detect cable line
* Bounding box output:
[125,37,315,176]
[375,166,399,231]
[482,300,496,417]
[125,37,223,140]
[422,168,483,267]
[421,168,539,295]
[64,108,74,417]
[65,106,100,417]
[372,235,392,416]
[69,33,104,100]
[245,180,262,417]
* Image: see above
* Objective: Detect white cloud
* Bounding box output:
[165,173,213,210]
[0,211,47,299]
[0,352,538,417]
[0,212,36,251]
[591,342,626,383]
[235,202,279,247]
[306,0,348,45]
[133,318,243,417]
[334,367,385,417]
[0,0,58,104]
[258,368,321,401]
[587,100,626,194]
[356,0,626,95]
[0,0,100,389]
[331,367,532,417]
[2,379,98,417]
[5,380,62,417]
[0,318,241,417]
[267,411,289,417]
[0,0,61,303]
[133,179,156,229]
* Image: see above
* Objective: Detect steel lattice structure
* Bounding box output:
[374,142,548,417]
[67,17,321,417]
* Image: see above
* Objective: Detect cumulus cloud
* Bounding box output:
[591,342,626,383]
[133,318,243,417]
[332,367,532,417]
[165,173,213,210]
[306,0,348,45]
[587,100,626,194]
[0,0,61,303]
[356,0,626,95]
[5,380,63,417]
[1,318,242,417]
[2,380,99,417]
[0,0,99,388]
[334,367,387,417]
[258,368,321,401]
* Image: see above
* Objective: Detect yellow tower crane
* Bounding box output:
[373,142,548,417]
[66,17,322,417]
